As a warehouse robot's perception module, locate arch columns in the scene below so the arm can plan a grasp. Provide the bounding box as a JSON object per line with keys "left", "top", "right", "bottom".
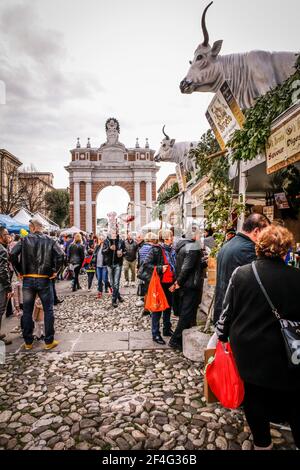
{"left": 146, "top": 180, "right": 152, "bottom": 225}
{"left": 85, "top": 181, "right": 93, "bottom": 233}
{"left": 74, "top": 181, "right": 80, "bottom": 228}
{"left": 134, "top": 180, "right": 141, "bottom": 231}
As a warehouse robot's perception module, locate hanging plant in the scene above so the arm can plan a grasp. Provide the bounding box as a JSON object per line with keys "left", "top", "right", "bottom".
{"left": 229, "top": 55, "right": 300, "bottom": 162}
{"left": 191, "top": 141, "right": 244, "bottom": 256}
{"left": 157, "top": 182, "right": 179, "bottom": 205}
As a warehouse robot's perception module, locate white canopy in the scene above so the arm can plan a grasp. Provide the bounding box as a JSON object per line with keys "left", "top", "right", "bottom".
{"left": 12, "top": 208, "right": 33, "bottom": 225}
{"left": 60, "top": 226, "right": 87, "bottom": 235}
{"left": 33, "top": 212, "right": 59, "bottom": 231}
{"left": 141, "top": 220, "right": 171, "bottom": 231}
{"left": 12, "top": 208, "right": 59, "bottom": 231}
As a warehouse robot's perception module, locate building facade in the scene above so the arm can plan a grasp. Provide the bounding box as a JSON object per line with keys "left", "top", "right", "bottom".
{"left": 0, "top": 149, "right": 22, "bottom": 213}
{"left": 157, "top": 173, "right": 177, "bottom": 196}
{"left": 65, "top": 118, "right": 158, "bottom": 233}
{"left": 18, "top": 172, "right": 54, "bottom": 216}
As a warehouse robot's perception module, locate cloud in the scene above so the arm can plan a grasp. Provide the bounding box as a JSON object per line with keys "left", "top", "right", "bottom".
{"left": 0, "top": 0, "right": 105, "bottom": 178}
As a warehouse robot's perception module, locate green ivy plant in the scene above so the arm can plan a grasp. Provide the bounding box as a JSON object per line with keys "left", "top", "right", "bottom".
{"left": 229, "top": 54, "right": 300, "bottom": 162}
{"left": 191, "top": 137, "right": 244, "bottom": 256}
{"left": 157, "top": 182, "right": 179, "bottom": 205}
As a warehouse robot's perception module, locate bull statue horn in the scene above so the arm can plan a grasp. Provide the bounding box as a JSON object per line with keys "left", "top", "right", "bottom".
{"left": 162, "top": 125, "right": 170, "bottom": 140}
{"left": 201, "top": 1, "right": 213, "bottom": 47}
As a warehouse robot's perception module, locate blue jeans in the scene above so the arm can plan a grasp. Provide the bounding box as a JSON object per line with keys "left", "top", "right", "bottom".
{"left": 96, "top": 267, "right": 109, "bottom": 292}
{"left": 152, "top": 311, "right": 172, "bottom": 338}
{"left": 107, "top": 265, "right": 122, "bottom": 302}
{"left": 22, "top": 278, "right": 54, "bottom": 345}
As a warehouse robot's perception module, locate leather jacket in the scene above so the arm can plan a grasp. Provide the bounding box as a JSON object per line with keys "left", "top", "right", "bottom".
{"left": 175, "top": 239, "right": 207, "bottom": 290}
{"left": 11, "top": 232, "right": 64, "bottom": 277}
{"left": 68, "top": 242, "right": 85, "bottom": 267}
{"left": 124, "top": 239, "right": 138, "bottom": 262}
{"left": 0, "top": 243, "right": 12, "bottom": 291}
{"left": 102, "top": 236, "right": 126, "bottom": 267}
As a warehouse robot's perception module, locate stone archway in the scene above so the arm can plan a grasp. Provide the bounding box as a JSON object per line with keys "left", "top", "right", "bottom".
{"left": 66, "top": 118, "right": 158, "bottom": 233}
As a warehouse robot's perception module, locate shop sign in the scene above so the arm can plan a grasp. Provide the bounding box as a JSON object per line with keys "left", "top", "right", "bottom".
{"left": 274, "top": 192, "right": 290, "bottom": 209}
{"left": 266, "top": 104, "right": 300, "bottom": 174}
{"left": 175, "top": 163, "right": 187, "bottom": 193}
{"left": 206, "top": 81, "right": 245, "bottom": 151}
{"left": 263, "top": 206, "right": 274, "bottom": 222}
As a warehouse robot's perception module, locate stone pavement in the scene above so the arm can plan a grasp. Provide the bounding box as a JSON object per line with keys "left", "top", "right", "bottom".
{"left": 5, "top": 331, "right": 170, "bottom": 354}
{"left": 0, "top": 275, "right": 296, "bottom": 450}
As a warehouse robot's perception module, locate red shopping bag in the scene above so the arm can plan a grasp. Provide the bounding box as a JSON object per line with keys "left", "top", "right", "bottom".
{"left": 144, "top": 267, "right": 170, "bottom": 312}
{"left": 206, "top": 341, "right": 244, "bottom": 409}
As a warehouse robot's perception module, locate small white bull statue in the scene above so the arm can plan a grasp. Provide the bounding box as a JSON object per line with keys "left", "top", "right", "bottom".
{"left": 154, "top": 126, "right": 198, "bottom": 178}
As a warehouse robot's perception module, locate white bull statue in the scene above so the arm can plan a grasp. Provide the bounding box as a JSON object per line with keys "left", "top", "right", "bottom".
{"left": 154, "top": 126, "right": 199, "bottom": 178}
{"left": 180, "top": 1, "right": 298, "bottom": 109}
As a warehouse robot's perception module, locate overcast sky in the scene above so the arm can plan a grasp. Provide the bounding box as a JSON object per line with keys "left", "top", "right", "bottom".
{"left": 0, "top": 0, "right": 299, "bottom": 219}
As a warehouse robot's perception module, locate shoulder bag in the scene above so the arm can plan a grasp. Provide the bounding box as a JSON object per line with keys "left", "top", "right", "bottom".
{"left": 252, "top": 261, "right": 300, "bottom": 369}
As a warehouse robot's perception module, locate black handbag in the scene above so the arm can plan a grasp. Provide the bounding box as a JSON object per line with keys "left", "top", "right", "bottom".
{"left": 252, "top": 261, "right": 300, "bottom": 369}
{"left": 137, "top": 280, "right": 146, "bottom": 297}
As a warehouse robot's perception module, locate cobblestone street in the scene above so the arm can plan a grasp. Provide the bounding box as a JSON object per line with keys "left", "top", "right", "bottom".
{"left": 0, "top": 279, "right": 295, "bottom": 450}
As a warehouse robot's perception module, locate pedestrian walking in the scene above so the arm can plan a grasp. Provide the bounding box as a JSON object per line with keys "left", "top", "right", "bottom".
{"left": 168, "top": 226, "right": 207, "bottom": 351}
{"left": 82, "top": 247, "right": 96, "bottom": 291}
{"left": 93, "top": 235, "right": 110, "bottom": 298}
{"left": 124, "top": 232, "right": 138, "bottom": 286}
{"left": 5, "top": 233, "right": 15, "bottom": 318}
{"left": 158, "top": 229, "right": 176, "bottom": 336}
{"left": 11, "top": 218, "right": 64, "bottom": 350}
{"left": 0, "top": 227, "right": 13, "bottom": 345}
{"left": 103, "top": 230, "right": 125, "bottom": 308}
{"left": 140, "top": 231, "right": 175, "bottom": 345}
{"left": 135, "top": 233, "right": 146, "bottom": 307}
{"left": 213, "top": 213, "right": 270, "bottom": 325}
{"left": 68, "top": 233, "right": 85, "bottom": 292}
{"left": 137, "top": 232, "right": 158, "bottom": 315}
{"left": 216, "top": 224, "right": 300, "bottom": 450}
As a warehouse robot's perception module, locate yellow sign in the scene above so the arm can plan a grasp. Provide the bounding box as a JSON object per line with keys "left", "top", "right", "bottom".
{"left": 175, "top": 163, "right": 187, "bottom": 193}
{"left": 266, "top": 104, "right": 300, "bottom": 174}
{"left": 206, "top": 81, "right": 245, "bottom": 151}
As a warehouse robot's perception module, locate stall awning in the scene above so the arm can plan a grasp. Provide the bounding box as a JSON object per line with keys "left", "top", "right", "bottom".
{"left": 0, "top": 214, "right": 29, "bottom": 233}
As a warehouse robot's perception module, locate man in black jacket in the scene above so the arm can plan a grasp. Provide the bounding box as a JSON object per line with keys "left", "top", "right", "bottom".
{"left": 0, "top": 227, "right": 13, "bottom": 345}
{"left": 169, "top": 227, "right": 207, "bottom": 351}
{"left": 102, "top": 230, "right": 126, "bottom": 308}
{"left": 213, "top": 213, "right": 270, "bottom": 325}
{"left": 124, "top": 232, "right": 138, "bottom": 286}
{"left": 11, "top": 218, "right": 64, "bottom": 350}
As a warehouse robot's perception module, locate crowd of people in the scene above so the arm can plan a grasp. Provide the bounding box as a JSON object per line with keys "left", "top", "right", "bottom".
{"left": 0, "top": 217, "right": 210, "bottom": 350}
{"left": 1, "top": 213, "right": 300, "bottom": 450}
{"left": 213, "top": 214, "right": 300, "bottom": 450}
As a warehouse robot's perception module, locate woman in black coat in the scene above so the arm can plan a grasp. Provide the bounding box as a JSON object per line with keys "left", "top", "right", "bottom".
{"left": 139, "top": 231, "right": 174, "bottom": 345}
{"left": 68, "top": 233, "right": 85, "bottom": 291}
{"left": 216, "top": 224, "right": 300, "bottom": 450}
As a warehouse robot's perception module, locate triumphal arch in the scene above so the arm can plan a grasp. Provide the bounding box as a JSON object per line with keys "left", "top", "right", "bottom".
{"left": 66, "top": 118, "right": 158, "bottom": 233}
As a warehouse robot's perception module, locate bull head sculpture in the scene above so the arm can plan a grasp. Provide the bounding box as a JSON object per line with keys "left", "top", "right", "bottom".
{"left": 154, "top": 126, "right": 175, "bottom": 162}
{"left": 180, "top": 1, "right": 224, "bottom": 94}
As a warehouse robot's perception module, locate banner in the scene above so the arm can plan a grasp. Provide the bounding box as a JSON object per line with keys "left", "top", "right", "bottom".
{"left": 206, "top": 81, "right": 245, "bottom": 151}
{"left": 266, "top": 103, "right": 300, "bottom": 174}
{"left": 175, "top": 163, "right": 187, "bottom": 193}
